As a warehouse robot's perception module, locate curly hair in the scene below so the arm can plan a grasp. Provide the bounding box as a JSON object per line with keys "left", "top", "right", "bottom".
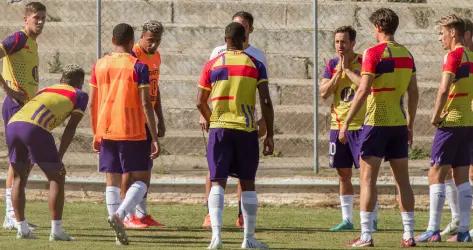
{"left": 142, "top": 20, "right": 164, "bottom": 36}
{"left": 61, "top": 64, "right": 84, "bottom": 84}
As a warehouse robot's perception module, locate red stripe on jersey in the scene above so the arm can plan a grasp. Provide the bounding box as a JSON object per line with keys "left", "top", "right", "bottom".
{"left": 393, "top": 57, "right": 414, "bottom": 69}
{"left": 38, "top": 88, "right": 77, "bottom": 105}
{"left": 225, "top": 65, "right": 259, "bottom": 78}
{"left": 210, "top": 96, "right": 235, "bottom": 101}
{"left": 448, "top": 93, "right": 468, "bottom": 99}
{"left": 371, "top": 87, "right": 396, "bottom": 93}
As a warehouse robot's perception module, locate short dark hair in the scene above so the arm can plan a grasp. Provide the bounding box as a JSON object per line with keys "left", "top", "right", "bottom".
{"left": 232, "top": 11, "right": 254, "bottom": 27}
{"left": 142, "top": 20, "right": 164, "bottom": 37}
{"left": 25, "top": 2, "right": 46, "bottom": 16}
{"left": 60, "top": 64, "right": 85, "bottom": 86}
{"left": 334, "top": 26, "right": 356, "bottom": 41}
{"left": 225, "top": 22, "right": 246, "bottom": 46}
{"left": 113, "top": 23, "right": 134, "bottom": 46}
{"left": 438, "top": 14, "right": 465, "bottom": 37}
{"left": 369, "top": 8, "right": 399, "bottom": 35}
{"left": 465, "top": 18, "right": 473, "bottom": 34}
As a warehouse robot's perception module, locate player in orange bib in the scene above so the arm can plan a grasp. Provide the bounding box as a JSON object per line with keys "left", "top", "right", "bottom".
{"left": 6, "top": 64, "right": 88, "bottom": 240}
{"left": 0, "top": 2, "right": 46, "bottom": 231}
{"left": 122, "top": 20, "right": 165, "bottom": 229}
{"left": 89, "top": 23, "right": 160, "bottom": 245}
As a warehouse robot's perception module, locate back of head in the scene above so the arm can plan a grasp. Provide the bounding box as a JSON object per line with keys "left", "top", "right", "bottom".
{"left": 232, "top": 11, "right": 254, "bottom": 27}
{"left": 25, "top": 1, "right": 46, "bottom": 16}
{"left": 464, "top": 18, "right": 473, "bottom": 34}
{"left": 369, "top": 8, "right": 399, "bottom": 35}
{"left": 61, "top": 64, "right": 85, "bottom": 88}
{"left": 225, "top": 22, "right": 246, "bottom": 49}
{"left": 113, "top": 23, "right": 134, "bottom": 46}
{"left": 438, "top": 14, "right": 465, "bottom": 37}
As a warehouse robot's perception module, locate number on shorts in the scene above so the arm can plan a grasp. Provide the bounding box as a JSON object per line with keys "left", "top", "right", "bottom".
{"left": 329, "top": 142, "right": 336, "bottom": 156}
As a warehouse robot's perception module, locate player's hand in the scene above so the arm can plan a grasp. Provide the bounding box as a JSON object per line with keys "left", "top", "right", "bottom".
{"left": 8, "top": 88, "right": 26, "bottom": 104}
{"left": 431, "top": 115, "right": 443, "bottom": 127}
{"left": 338, "top": 123, "right": 348, "bottom": 144}
{"left": 150, "top": 141, "right": 160, "bottom": 159}
{"left": 199, "top": 115, "right": 209, "bottom": 132}
{"left": 407, "top": 127, "right": 413, "bottom": 147}
{"left": 92, "top": 137, "right": 101, "bottom": 153}
{"left": 341, "top": 54, "right": 350, "bottom": 71}
{"left": 157, "top": 122, "right": 166, "bottom": 137}
{"left": 263, "top": 136, "right": 274, "bottom": 156}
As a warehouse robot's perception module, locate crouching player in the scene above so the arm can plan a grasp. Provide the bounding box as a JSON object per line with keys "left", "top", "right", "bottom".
{"left": 6, "top": 64, "right": 88, "bottom": 240}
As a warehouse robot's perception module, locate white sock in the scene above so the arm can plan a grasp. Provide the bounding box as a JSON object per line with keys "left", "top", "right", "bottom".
{"left": 401, "top": 212, "right": 415, "bottom": 240}
{"left": 457, "top": 182, "right": 472, "bottom": 232}
{"left": 5, "top": 188, "right": 14, "bottom": 219}
{"left": 116, "top": 181, "right": 147, "bottom": 220}
{"left": 16, "top": 220, "right": 29, "bottom": 234}
{"left": 135, "top": 199, "right": 148, "bottom": 219}
{"left": 208, "top": 185, "right": 224, "bottom": 239}
{"left": 242, "top": 191, "right": 258, "bottom": 239}
{"left": 51, "top": 220, "right": 64, "bottom": 235}
{"left": 340, "top": 195, "right": 353, "bottom": 223}
{"left": 105, "top": 186, "right": 121, "bottom": 216}
{"left": 360, "top": 211, "right": 373, "bottom": 241}
{"left": 427, "top": 184, "right": 445, "bottom": 231}
{"left": 445, "top": 179, "right": 460, "bottom": 222}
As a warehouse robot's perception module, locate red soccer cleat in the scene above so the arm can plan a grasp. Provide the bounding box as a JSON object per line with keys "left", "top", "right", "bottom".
{"left": 124, "top": 215, "right": 148, "bottom": 229}
{"left": 140, "top": 215, "right": 165, "bottom": 227}
{"left": 400, "top": 238, "right": 416, "bottom": 248}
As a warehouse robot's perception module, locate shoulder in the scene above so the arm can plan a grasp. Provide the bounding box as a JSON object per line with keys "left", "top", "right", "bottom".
{"left": 363, "top": 43, "right": 387, "bottom": 57}
{"left": 210, "top": 45, "right": 226, "bottom": 59}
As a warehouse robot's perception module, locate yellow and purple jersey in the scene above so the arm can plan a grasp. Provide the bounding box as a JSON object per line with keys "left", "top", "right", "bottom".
{"left": 323, "top": 54, "right": 365, "bottom": 130}
{"left": 0, "top": 30, "right": 39, "bottom": 100}
{"left": 441, "top": 46, "right": 473, "bottom": 127}
{"left": 9, "top": 84, "right": 88, "bottom": 132}
{"left": 199, "top": 50, "right": 268, "bottom": 132}
{"left": 361, "top": 41, "right": 416, "bottom": 126}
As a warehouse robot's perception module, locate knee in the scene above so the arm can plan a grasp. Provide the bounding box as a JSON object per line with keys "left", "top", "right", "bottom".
{"left": 239, "top": 180, "right": 255, "bottom": 191}
{"left": 338, "top": 172, "right": 352, "bottom": 183}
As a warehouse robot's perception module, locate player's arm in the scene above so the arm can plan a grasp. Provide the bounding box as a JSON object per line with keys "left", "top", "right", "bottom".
{"left": 341, "top": 54, "right": 361, "bottom": 86}
{"left": 0, "top": 32, "right": 28, "bottom": 103}
{"left": 140, "top": 86, "right": 160, "bottom": 159}
{"left": 406, "top": 74, "right": 419, "bottom": 145}
{"left": 431, "top": 72, "right": 454, "bottom": 126}
{"left": 58, "top": 112, "right": 84, "bottom": 161}
{"left": 153, "top": 89, "right": 166, "bottom": 137}
{"left": 319, "top": 62, "right": 341, "bottom": 99}
{"left": 196, "top": 88, "right": 211, "bottom": 130}
{"left": 0, "top": 73, "right": 26, "bottom": 103}
{"left": 258, "top": 81, "right": 274, "bottom": 155}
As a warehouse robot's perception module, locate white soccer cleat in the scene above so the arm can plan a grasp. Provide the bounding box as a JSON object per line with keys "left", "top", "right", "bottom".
{"left": 207, "top": 236, "right": 223, "bottom": 249}
{"left": 440, "top": 219, "right": 459, "bottom": 236}
{"left": 16, "top": 230, "right": 36, "bottom": 239}
{"left": 107, "top": 214, "right": 128, "bottom": 245}
{"left": 3, "top": 215, "right": 15, "bottom": 230}
{"left": 241, "top": 237, "right": 269, "bottom": 249}
{"left": 49, "top": 231, "right": 75, "bottom": 241}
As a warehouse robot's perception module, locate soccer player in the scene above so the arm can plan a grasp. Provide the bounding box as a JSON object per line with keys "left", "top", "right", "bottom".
{"left": 0, "top": 1, "right": 46, "bottom": 230}
{"left": 89, "top": 23, "right": 160, "bottom": 245}
{"left": 201, "top": 11, "right": 267, "bottom": 229}
{"left": 121, "top": 20, "right": 165, "bottom": 229}
{"left": 416, "top": 14, "right": 473, "bottom": 243}
{"left": 197, "top": 22, "right": 274, "bottom": 249}
{"left": 6, "top": 64, "right": 88, "bottom": 240}
{"left": 339, "top": 8, "right": 418, "bottom": 247}
{"left": 320, "top": 26, "right": 365, "bottom": 231}
{"left": 440, "top": 17, "right": 473, "bottom": 239}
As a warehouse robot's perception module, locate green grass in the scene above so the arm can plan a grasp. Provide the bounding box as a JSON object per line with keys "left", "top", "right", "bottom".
{"left": 1, "top": 201, "right": 472, "bottom": 249}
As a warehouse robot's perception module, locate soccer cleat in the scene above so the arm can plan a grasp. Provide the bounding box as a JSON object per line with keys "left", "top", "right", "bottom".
{"left": 329, "top": 220, "right": 354, "bottom": 232}
{"left": 415, "top": 230, "right": 441, "bottom": 242}
{"left": 241, "top": 237, "right": 269, "bottom": 249}
{"left": 202, "top": 214, "right": 211, "bottom": 229}
{"left": 49, "top": 231, "right": 75, "bottom": 241}
{"left": 349, "top": 237, "right": 374, "bottom": 247}
{"left": 235, "top": 214, "right": 244, "bottom": 228}
{"left": 16, "top": 230, "right": 36, "bottom": 239}
{"left": 140, "top": 215, "right": 164, "bottom": 227}
{"left": 107, "top": 214, "right": 129, "bottom": 245}
{"left": 440, "top": 219, "right": 459, "bottom": 236}
{"left": 124, "top": 215, "right": 148, "bottom": 229}
{"left": 470, "top": 229, "right": 473, "bottom": 238}
{"left": 400, "top": 238, "right": 416, "bottom": 248}
{"left": 208, "top": 236, "right": 223, "bottom": 249}
{"left": 451, "top": 231, "right": 472, "bottom": 242}
{"left": 3, "top": 215, "right": 37, "bottom": 231}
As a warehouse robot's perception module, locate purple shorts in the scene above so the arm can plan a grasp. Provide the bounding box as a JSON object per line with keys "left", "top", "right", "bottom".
{"left": 98, "top": 136, "right": 152, "bottom": 173}
{"left": 6, "top": 121, "right": 60, "bottom": 170}
{"left": 207, "top": 128, "right": 259, "bottom": 181}
{"left": 2, "top": 96, "right": 22, "bottom": 131}
{"left": 329, "top": 129, "right": 361, "bottom": 168}
{"left": 431, "top": 127, "right": 472, "bottom": 168}
{"left": 359, "top": 125, "right": 408, "bottom": 160}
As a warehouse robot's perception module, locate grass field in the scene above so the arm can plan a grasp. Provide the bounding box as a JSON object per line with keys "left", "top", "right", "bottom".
{"left": 1, "top": 201, "right": 472, "bottom": 249}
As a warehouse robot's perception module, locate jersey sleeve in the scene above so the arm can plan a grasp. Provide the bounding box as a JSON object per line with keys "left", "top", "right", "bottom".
{"left": 89, "top": 64, "right": 97, "bottom": 88}
{"left": 0, "top": 31, "right": 28, "bottom": 56}
{"left": 198, "top": 61, "right": 212, "bottom": 91}
{"left": 209, "top": 45, "right": 225, "bottom": 60}
{"left": 134, "top": 61, "right": 150, "bottom": 88}
{"left": 361, "top": 47, "right": 382, "bottom": 75}
{"left": 442, "top": 50, "right": 462, "bottom": 75}
{"left": 72, "top": 91, "right": 89, "bottom": 114}
{"left": 254, "top": 59, "right": 268, "bottom": 85}
{"left": 322, "top": 58, "right": 337, "bottom": 79}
